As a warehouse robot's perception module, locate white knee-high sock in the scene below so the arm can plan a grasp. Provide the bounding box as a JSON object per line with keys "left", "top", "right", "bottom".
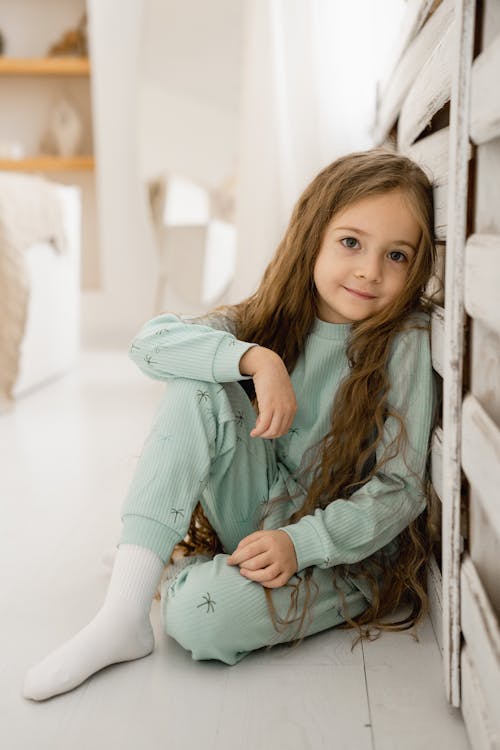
{"left": 22, "top": 544, "right": 165, "bottom": 701}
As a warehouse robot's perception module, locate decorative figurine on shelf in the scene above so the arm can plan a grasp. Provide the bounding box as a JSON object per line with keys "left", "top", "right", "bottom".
{"left": 47, "top": 13, "right": 88, "bottom": 57}
{"left": 39, "top": 98, "right": 83, "bottom": 157}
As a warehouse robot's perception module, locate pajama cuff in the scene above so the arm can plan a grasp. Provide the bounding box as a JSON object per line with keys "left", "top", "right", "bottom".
{"left": 213, "top": 339, "right": 259, "bottom": 382}
{"left": 118, "top": 514, "right": 183, "bottom": 565}
{"left": 278, "top": 520, "right": 330, "bottom": 571}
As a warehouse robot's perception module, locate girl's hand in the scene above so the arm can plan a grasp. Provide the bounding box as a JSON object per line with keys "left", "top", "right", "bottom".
{"left": 226, "top": 530, "right": 298, "bottom": 588}
{"left": 239, "top": 346, "right": 298, "bottom": 439}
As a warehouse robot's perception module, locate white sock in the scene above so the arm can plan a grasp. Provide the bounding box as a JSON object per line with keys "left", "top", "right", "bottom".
{"left": 22, "top": 544, "right": 165, "bottom": 701}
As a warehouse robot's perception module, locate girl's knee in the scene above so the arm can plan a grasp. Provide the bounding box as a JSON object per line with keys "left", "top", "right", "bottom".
{"left": 161, "top": 555, "right": 268, "bottom": 663}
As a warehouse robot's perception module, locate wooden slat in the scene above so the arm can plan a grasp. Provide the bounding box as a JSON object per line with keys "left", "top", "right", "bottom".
{"left": 441, "top": 0, "right": 476, "bottom": 708}
{"left": 434, "top": 183, "right": 448, "bottom": 241}
{"left": 431, "top": 304, "right": 445, "bottom": 376}
{"left": 461, "top": 393, "right": 500, "bottom": 543}
{"left": 404, "top": 127, "right": 450, "bottom": 186}
{"left": 377, "top": 0, "right": 442, "bottom": 103}
{"left": 427, "top": 240, "right": 446, "bottom": 305}
{"left": 404, "top": 129, "right": 473, "bottom": 247}
{"left": 464, "top": 233, "right": 500, "bottom": 333}
{"left": 461, "top": 644, "right": 500, "bottom": 750}
{"left": 398, "top": 20, "right": 455, "bottom": 150}
{"left": 460, "top": 555, "right": 500, "bottom": 742}
{"left": 431, "top": 426, "right": 444, "bottom": 500}
{"left": 427, "top": 550, "right": 444, "bottom": 655}
{"left": 470, "top": 32, "right": 500, "bottom": 144}
{"left": 373, "top": 0, "right": 454, "bottom": 143}
{"left": 405, "top": 126, "right": 473, "bottom": 184}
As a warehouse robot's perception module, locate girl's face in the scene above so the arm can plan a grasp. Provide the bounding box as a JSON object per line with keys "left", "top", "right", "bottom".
{"left": 313, "top": 190, "right": 422, "bottom": 324}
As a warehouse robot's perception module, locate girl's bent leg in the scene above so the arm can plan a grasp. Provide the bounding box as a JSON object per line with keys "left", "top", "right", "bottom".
{"left": 118, "top": 378, "right": 280, "bottom": 562}
{"left": 23, "top": 378, "right": 281, "bottom": 701}
{"left": 162, "top": 555, "right": 371, "bottom": 665}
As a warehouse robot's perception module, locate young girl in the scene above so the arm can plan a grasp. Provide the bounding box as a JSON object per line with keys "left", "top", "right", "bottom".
{"left": 23, "top": 147, "right": 438, "bottom": 701}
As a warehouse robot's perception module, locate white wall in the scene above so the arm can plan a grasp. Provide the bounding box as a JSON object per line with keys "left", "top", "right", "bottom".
{"left": 138, "top": 0, "right": 244, "bottom": 188}
{"left": 84, "top": 0, "right": 157, "bottom": 348}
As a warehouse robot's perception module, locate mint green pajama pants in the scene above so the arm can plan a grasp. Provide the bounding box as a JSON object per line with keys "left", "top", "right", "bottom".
{"left": 118, "top": 377, "right": 370, "bottom": 665}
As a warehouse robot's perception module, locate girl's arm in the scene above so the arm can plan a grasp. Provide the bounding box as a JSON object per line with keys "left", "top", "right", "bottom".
{"left": 128, "top": 311, "right": 258, "bottom": 383}
{"left": 278, "top": 324, "right": 437, "bottom": 571}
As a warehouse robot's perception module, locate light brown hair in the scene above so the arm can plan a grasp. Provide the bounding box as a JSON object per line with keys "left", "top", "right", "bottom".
{"left": 171, "top": 147, "right": 440, "bottom": 650}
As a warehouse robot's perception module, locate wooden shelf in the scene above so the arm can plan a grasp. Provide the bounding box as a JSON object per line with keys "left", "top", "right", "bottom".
{"left": 0, "top": 155, "right": 95, "bottom": 172}
{"left": 0, "top": 56, "right": 90, "bottom": 76}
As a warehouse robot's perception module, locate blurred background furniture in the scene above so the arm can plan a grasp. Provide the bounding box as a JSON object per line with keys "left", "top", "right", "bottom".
{"left": 0, "top": 173, "right": 81, "bottom": 412}
{"left": 13, "top": 182, "right": 81, "bottom": 400}
{"left": 147, "top": 173, "right": 236, "bottom": 314}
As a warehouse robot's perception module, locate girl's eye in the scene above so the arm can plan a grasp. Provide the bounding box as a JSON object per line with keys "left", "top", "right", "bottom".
{"left": 388, "top": 250, "right": 407, "bottom": 263}
{"left": 341, "top": 237, "right": 359, "bottom": 249}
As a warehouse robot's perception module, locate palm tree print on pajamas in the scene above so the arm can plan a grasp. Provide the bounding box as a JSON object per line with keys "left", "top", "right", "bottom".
{"left": 170, "top": 508, "right": 185, "bottom": 522}
{"left": 196, "top": 389, "right": 210, "bottom": 403}
{"left": 233, "top": 410, "right": 245, "bottom": 429}
{"left": 197, "top": 592, "right": 216, "bottom": 613}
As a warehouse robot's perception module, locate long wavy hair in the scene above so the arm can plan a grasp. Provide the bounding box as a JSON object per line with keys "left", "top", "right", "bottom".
{"left": 163, "top": 147, "right": 441, "bottom": 651}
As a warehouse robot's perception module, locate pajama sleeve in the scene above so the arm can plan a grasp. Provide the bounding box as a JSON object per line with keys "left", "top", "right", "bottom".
{"left": 278, "top": 324, "right": 437, "bottom": 571}
{"left": 128, "top": 311, "right": 258, "bottom": 383}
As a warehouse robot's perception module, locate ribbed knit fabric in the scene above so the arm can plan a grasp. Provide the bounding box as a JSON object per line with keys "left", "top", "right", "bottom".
{"left": 128, "top": 310, "right": 436, "bottom": 603}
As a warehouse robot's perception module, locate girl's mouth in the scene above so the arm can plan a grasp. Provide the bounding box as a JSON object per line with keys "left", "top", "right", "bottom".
{"left": 342, "top": 286, "right": 377, "bottom": 300}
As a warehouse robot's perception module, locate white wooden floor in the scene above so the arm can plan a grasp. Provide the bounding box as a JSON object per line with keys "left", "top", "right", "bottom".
{"left": 0, "top": 352, "right": 471, "bottom": 750}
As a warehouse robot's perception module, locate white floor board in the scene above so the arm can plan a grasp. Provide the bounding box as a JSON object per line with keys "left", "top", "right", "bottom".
{"left": 0, "top": 352, "right": 471, "bottom": 750}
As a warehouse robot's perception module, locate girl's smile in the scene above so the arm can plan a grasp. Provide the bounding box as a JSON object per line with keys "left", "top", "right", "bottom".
{"left": 342, "top": 285, "right": 377, "bottom": 300}
{"left": 313, "top": 190, "right": 422, "bottom": 324}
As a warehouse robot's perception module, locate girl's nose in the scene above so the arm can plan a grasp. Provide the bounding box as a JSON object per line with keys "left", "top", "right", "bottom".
{"left": 355, "top": 254, "right": 382, "bottom": 282}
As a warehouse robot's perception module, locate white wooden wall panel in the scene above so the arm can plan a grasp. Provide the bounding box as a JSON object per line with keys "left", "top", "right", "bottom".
{"left": 427, "top": 551, "right": 444, "bottom": 654}
{"left": 404, "top": 126, "right": 450, "bottom": 184}
{"left": 377, "top": 0, "right": 445, "bottom": 109}
{"left": 460, "top": 2, "right": 500, "bottom": 746}
{"left": 470, "top": 32, "right": 500, "bottom": 144}
{"left": 431, "top": 426, "right": 444, "bottom": 500}
{"left": 461, "top": 644, "right": 500, "bottom": 750}
{"left": 464, "top": 234, "right": 500, "bottom": 332}
{"left": 461, "top": 395, "right": 500, "bottom": 564}
{"left": 460, "top": 555, "right": 500, "bottom": 744}
{"left": 374, "top": 0, "right": 455, "bottom": 143}
{"left": 433, "top": 182, "right": 448, "bottom": 241}
{"left": 431, "top": 304, "right": 445, "bottom": 376}
{"left": 440, "top": 0, "right": 476, "bottom": 708}
{"left": 398, "top": 20, "right": 455, "bottom": 150}
{"left": 469, "top": 486, "right": 500, "bottom": 623}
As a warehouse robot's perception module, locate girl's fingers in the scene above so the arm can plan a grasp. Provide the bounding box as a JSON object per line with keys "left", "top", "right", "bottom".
{"left": 250, "top": 412, "right": 272, "bottom": 436}
{"left": 227, "top": 538, "right": 265, "bottom": 565}
{"left": 240, "top": 564, "right": 280, "bottom": 583}
{"left": 257, "top": 411, "right": 282, "bottom": 437}
{"left": 261, "top": 573, "right": 289, "bottom": 589}
{"left": 252, "top": 409, "right": 293, "bottom": 438}
{"left": 237, "top": 551, "right": 271, "bottom": 571}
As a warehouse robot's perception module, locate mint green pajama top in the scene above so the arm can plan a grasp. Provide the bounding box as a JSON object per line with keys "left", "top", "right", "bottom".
{"left": 128, "top": 310, "right": 436, "bottom": 578}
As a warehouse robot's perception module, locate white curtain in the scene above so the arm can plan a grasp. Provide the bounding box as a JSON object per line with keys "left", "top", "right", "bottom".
{"left": 227, "top": 0, "right": 406, "bottom": 304}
